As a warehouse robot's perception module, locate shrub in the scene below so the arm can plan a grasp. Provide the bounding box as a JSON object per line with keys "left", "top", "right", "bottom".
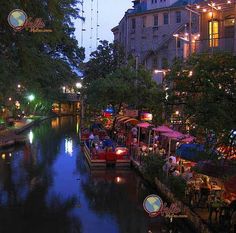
{"left": 142, "top": 154, "right": 186, "bottom": 200}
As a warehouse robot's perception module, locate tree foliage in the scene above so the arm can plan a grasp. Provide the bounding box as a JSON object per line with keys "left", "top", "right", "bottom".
{"left": 83, "top": 41, "right": 165, "bottom": 123}
{"left": 165, "top": 53, "right": 236, "bottom": 147}
{"left": 0, "top": 0, "right": 85, "bottom": 105}
{"left": 82, "top": 40, "right": 125, "bottom": 86}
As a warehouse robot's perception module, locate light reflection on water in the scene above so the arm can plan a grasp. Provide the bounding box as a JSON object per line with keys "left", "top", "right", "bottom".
{"left": 0, "top": 117, "right": 193, "bottom": 233}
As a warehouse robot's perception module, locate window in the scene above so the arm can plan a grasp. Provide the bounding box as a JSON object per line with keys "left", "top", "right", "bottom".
{"left": 224, "top": 17, "right": 235, "bottom": 27}
{"left": 131, "top": 18, "right": 136, "bottom": 29}
{"left": 208, "top": 20, "right": 219, "bottom": 47}
{"left": 163, "top": 13, "right": 169, "bottom": 25}
{"left": 142, "top": 16, "right": 147, "bottom": 28}
{"left": 176, "top": 11, "right": 181, "bottom": 23}
{"left": 153, "top": 15, "right": 158, "bottom": 26}
{"left": 224, "top": 16, "right": 235, "bottom": 38}
{"left": 152, "top": 0, "right": 157, "bottom": 3}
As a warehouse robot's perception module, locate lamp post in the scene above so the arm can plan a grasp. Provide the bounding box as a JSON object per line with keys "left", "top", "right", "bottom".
{"left": 27, "top": 94, "right": 35, "bottom": 116}
{"left": 75, "top": 82, "right": 84, "bottom": 118}
{"left": 173, "top": 34, "right": 179, "bottom": 57}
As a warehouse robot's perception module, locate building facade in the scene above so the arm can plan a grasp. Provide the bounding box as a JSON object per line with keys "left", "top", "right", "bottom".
{"left": 112, "top": 0, "right": 200, "bottom": 83}
{"left": 191, "top": 0, "right": 236, "bottom": 54}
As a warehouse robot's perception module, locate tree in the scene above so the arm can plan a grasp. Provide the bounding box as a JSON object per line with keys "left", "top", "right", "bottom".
{"left": 85, "top": 63, "right": 164, "bottom": 124}
{"left": 165, "top": 53, "right": 236, "bottom": 154}
{"left": 82, "top": 40, "right": 125, "bottom": 86}
{"left": 0, "top": 0, "right": 85, "bottom": 106}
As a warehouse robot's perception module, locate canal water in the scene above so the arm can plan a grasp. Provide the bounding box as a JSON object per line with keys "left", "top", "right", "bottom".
{"left": 0, "top": 117, "right": 193, "bottom": 233}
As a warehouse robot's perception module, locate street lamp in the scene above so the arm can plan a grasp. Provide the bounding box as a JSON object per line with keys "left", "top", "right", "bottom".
{"left": 76, "top": 82, "right": 82, "bottom": 89}
{"left": 28, "top": 94, "right": 35, "bottom": 102}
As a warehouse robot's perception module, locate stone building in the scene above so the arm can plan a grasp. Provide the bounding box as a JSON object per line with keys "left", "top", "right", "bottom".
{"left": 112, "top": 0, "right": 200, "bottom": 83}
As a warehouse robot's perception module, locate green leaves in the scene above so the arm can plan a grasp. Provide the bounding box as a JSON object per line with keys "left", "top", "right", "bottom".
{"left": 166, "top": 53, "right": 236, "bottom": 149}
{"left": 0, "top": 0, "right": 84, "bottom": 105}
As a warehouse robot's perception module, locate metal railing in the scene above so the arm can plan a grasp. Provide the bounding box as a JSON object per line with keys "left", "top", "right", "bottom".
{"left": 62, "top": 93, "right": 80, "bottom": 102}
{"left": 193, "top": 37, "right": 235, "bottom": 54}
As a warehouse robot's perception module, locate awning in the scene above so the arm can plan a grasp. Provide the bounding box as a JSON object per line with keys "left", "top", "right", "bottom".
{"left": 117, "top": 116, "right": 130, "bottom": 122}
{"left": 123, "top": 118, "right": 139, "bottom": 125}
{"left": 116, "top": 115, "right": 125, "bottom": 120}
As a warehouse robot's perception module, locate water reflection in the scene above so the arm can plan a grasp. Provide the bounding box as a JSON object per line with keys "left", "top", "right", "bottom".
{"left": 28, "top": 130, "right": 34, "bottom": 144}
{"left": 65, "top": 138, "right": 73, "bottom": 156}
{"left": 0, "top": 117, "right": 193, "bottom": 233}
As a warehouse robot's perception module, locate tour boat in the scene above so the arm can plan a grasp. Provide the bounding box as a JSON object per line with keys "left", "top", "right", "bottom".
{"left": 82, "top": 142, "right": 131, "bottom": 169}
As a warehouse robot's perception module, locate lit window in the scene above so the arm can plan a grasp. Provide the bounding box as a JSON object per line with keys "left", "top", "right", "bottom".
{"left": 208, "top": 20, "right": 219, "bottom": 47}
{"left": 224, "top": 17, "right": 235, "bottom": 27}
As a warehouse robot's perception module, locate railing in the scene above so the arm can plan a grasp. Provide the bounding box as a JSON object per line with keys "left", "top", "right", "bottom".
{"left": 193, "top": 37, "right": 235, "bottom": 54}
{"left": 62, "top": 93, "right": 80, "bottom": 102}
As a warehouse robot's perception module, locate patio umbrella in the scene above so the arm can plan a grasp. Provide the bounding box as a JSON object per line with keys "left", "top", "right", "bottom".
{"left": 137, "top": 122, "right": 152, "bottom": 128}
{"left": 181, "top": 135, "right": 195, "bottom": 143}
{"left": 176, "top": 143, "right": 204, "bottom": 161}
{"left": 162, "top": 131, "right": 185, "bottom": 139}
{"left": 161, "top": 131, "right": 185, "bottom": 156}
{"left": 153, "top": 125, "right": 173, "bottom": 133}
{"left": 137, "top": 122, "right": 153, "bottom": 146}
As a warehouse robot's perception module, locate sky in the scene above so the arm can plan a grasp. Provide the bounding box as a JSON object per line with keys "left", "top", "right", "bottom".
{"left": 74, "top": 0, "right": 133, "bottom": 60}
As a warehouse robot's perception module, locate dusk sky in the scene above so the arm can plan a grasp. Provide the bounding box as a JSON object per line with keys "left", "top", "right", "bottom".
{"left": 74, "top": 0, "right": 133, "bottom": 60}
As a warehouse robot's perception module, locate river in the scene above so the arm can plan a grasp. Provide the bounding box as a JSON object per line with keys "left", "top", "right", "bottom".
{"left": 0, "top": 117, "right": 194, "bottom": 233}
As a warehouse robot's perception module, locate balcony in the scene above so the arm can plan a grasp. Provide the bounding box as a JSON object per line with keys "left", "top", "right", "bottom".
{"left": 193, "top": 37, "right": 235, "bottom": 54}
